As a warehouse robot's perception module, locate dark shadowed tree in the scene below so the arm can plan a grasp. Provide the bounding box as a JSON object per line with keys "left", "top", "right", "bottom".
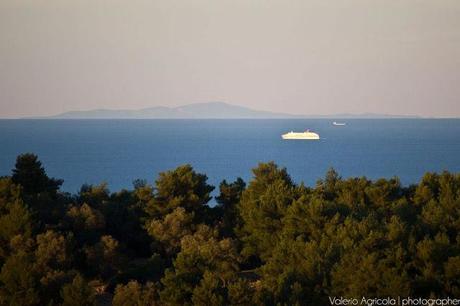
{"left": 11, "top": 153, "right": 64, "bottom": 225}
{"left": 60, "top": 274, "right": 95, "bottom": 306}
{"left": 215, "top": 178, "right": 246, "bottom": 237}
{"left": 1, "top": 153, "right": 460, "bottom": 305}
{"left": 12, "top": 153, "right": 62, "bottom": 195}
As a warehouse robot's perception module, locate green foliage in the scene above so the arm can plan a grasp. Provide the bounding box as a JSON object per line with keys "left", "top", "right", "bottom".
{"left": 0, "top": 201, "right": 33, "bottom": 242}
{"left": 331, "top": 249, "right": 411, "bottom": 297}
{"left": 35, "top": 230, "right": 73, "bottom": 270}
{"left": 216, "top": 178, "right": 246, "bottom": 237}
{"left": 34, "top": 230, "right": 76, "bottom": 303}
{"left": 112, "top": 280, "right": 159, "bottom": 306}
{"left": 237, "top": 162, "right": 297, "bottom": 261}
{"left": 145, "top": 164, "right": 215, "bottom": 219}
{"left": 191, "top": 273, "right": 255, "bottom": 306}
{"left": 104, "top": 189, "right": 152, "bottom": 257}
{"left": 11, "top": 153, "right": 62, "bottom": 195}
{"left": 0, "top": 250, "right": 40, "bottom": 306}
{"left": 0, "top": 178, "right": 34, "bottom": 261}
{"left": 60, "top": 274, "right": 95, "bottom": 306}
{"left": 160, "top": 225, "right": 240, "bottom": 305}
{"left": 115, "top": 254, "right": 165, "bottom": 284}
{"left": 146, "top": 207, "right": 195, "bottom": 255}
{"left": 444, "top": 256, "right": 460, "bottom": 296}
{"left": 227, "top": 277, "right": 255, "bottom": 305}
{"left": 65, "top": 203, "right": 106, "bottom": 244}
{"left": 78, "top": 183, "right": 110, "bottom": 208}
{"left": 191, "top": 271, "right": 227, "bottom": 306}
{"left": 0, "top": 177, "right": 24, "bottom": 213}
{"left": 11, "top": 153, "right": 65, "bottom": 225}
{"left": 1, "top": 155, "right": 460, "bottom": 306}
{"left": 84, "top": 235, "right": 125, "bottom": 280}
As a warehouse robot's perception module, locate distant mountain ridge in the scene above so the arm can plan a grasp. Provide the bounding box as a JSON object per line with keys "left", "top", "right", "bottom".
{"left": 305, "top": 112, "right": 421, "bottom": 119}
{"left": 34, "top": 102, "right": 420, "bottom": 119}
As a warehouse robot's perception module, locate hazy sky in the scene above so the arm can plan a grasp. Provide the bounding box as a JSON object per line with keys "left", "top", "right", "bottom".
{"left": 1, "top": 0, "right": 459, "bottom": 118}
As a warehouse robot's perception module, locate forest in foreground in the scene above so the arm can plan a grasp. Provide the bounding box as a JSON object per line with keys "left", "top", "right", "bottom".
{"left": 0, "top": 154, "right": 459, "bottom": 306}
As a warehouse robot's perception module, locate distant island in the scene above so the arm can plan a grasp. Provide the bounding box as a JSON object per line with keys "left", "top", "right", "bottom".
{"left": 30, "top": 102, "right": 420, "bottom": 119}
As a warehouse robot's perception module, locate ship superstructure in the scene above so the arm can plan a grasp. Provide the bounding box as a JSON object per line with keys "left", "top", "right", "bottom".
{"left": 282, "top": 130, "right": 320, "bottom": 140}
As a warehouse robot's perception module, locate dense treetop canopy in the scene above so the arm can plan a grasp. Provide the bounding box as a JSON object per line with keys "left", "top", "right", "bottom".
{"left": 0, "top": 154, "right": 459, "bottom": 305}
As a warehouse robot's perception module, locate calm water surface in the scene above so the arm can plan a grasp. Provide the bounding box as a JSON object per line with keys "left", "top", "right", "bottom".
{"left": 1, "top": 119, "right": 459, "bottom": 193}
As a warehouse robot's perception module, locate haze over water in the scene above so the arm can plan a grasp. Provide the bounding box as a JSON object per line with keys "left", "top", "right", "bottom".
{"left": 1, "top": 119, "right": 459, "bottom": 194}
{"left": 2, "top": 1, "right": 460, "bottom": 119}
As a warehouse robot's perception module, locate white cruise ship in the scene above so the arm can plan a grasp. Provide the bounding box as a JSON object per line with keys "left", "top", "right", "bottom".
{"left": 282, "top": 130, "right": 320, "bottom": 140}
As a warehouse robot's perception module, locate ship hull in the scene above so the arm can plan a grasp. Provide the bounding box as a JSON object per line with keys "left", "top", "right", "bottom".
{"left": 282, "top": 133, "right": 320, "bottom": 140}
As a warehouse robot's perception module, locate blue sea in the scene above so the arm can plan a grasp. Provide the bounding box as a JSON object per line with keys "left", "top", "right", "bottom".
{"left": 1, "top": 119, "right": 459, "bottom": 194}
